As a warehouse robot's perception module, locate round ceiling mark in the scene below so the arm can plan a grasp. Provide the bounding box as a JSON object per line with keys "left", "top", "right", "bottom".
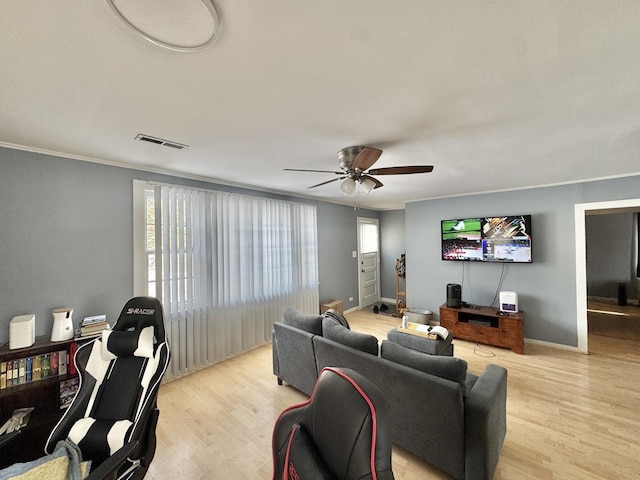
{"left": 107, "top": 0, "right": 220, "bottom": 52}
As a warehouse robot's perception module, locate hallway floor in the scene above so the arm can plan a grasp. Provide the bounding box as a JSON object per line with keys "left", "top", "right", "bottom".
{"left": 587, "top": 298, "right": 640, "bottom": 341}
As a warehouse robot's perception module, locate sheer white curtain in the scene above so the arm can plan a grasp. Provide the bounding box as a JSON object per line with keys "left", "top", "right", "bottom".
{"left": 155, "top": 185, "right": 319, "bottom": 379}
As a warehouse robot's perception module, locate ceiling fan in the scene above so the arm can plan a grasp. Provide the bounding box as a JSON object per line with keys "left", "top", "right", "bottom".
{"left": 284, "top": 146, "right": 433, "bottom": 195}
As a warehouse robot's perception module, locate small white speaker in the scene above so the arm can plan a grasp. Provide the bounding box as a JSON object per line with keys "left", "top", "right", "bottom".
{"left": 499, "top": 291, "right": 518, "bottom": 313}
{"left": 10, "top": 314, "right": 36, "bottom": 350}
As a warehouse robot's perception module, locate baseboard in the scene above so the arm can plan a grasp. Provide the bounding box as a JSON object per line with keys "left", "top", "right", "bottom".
{"left": 346, "top": 297, "right": 396, "bottom": 315}
{"left": 524, "top": 337, "right": 583, "bottom": 353}
{"left": 588, "top": 295, "right": 639, "bottom": 306}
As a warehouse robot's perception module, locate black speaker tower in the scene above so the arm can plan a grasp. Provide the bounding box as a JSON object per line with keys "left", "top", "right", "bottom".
{"left": 446, "top": 283, "right": 462, "bottom": 308}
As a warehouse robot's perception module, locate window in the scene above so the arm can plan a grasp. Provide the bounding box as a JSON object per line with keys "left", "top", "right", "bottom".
{"left": 133, "top": 181, "right": 319, "bottom": 379}
{"left": 360, "top": 222, "right": 379, "bottom": 254}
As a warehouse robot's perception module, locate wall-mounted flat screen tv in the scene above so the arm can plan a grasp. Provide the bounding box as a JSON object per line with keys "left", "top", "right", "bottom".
{"left": 441, "top": 215, "right": 532, "bottom": 263}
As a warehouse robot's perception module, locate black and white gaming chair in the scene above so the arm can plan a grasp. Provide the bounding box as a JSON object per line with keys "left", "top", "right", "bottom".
{"left": 46, "top": 297, "right": 170, "bottom": 480}
{"left": 272, "top": 367, "right": 395, "bottom": 480}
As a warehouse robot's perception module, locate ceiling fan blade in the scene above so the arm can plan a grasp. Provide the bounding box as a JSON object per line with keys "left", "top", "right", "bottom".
{"left": 284, "top": 168, "right": 343, "bottom": 174}
{"left": 308, "top": 177, "right": 345, "bottom": 189}
{"left": 362, "top": 175, "right": 384, "bottom": 189}
{"left": 368, "top": 165, "right": 433, "bottom": 175}
{"left": 352, "top": 147, "right": 383, "bottom": 171}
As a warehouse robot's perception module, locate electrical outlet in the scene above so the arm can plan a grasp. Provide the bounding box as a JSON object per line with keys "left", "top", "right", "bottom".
{"left": 349, "top": 296, "right": 354, "bottom": 301}
{"left": 352, "top": 251, "right": 357, "bottom": 258}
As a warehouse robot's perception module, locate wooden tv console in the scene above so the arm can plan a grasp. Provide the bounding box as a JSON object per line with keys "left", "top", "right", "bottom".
{"left": 439, "top": 303, "right": 524, "bottom": 354}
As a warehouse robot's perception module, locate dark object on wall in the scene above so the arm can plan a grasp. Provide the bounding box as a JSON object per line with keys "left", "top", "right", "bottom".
{"left": 447, "top": 283, "right": 462, "bottom": 308}
{"left": 618, "top": 283, "right": 628, "bottom": 306}
{"left": 395, "top": 253, "right": 406, "bottom": 278}
{"left": 637, "top": 213, "right": 640, "bottom": 277}
{"left": 441, "top": 215, "right": 533, "bottom": 263}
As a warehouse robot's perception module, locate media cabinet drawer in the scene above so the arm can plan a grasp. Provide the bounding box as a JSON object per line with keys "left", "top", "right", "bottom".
{"left": 457, "top": 323, "right": 500, "bottom": 343}
{"left": 440, "top": 310, "right": 458, "bottom": 325}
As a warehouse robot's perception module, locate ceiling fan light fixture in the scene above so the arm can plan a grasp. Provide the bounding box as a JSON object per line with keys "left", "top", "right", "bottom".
{"left": 359, "top": 177, "right": 376, "bottom": 194}
{"left": 107, "top": 0, "right": 221, "bottom": 52}
{"left": 340, "top": 177, "right": 356, "bottom": 195}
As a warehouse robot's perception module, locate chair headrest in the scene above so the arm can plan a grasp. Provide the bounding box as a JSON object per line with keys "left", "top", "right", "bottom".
{"left": 114, "top": 297, "right": 166, "bottom": 342}
{"left": 101, "top": 326, "right": 155, "bottom": 360}
{"left": 286, "top": 367, "right": 392, "bottom": 478}
{"left": 311, "top": 367, "right": 388, "bottom": 421}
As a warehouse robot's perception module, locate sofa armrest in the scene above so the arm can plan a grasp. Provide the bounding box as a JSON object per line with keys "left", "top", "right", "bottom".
{"left": 272, "top": 322, "right": 320, "bottom": 395}
{"left": 464, "top": 364, "right": 507, "bottom": 480}
{"left": 272, "top": 329, "right": 280, "bottom": 380}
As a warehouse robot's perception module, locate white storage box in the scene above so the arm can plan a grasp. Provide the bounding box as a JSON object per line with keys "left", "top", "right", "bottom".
{"left": 405, "top": 308, "right": 433, "bottom": 325}
{"left": 10, "top": 314, "right": 36, "bottom": 349}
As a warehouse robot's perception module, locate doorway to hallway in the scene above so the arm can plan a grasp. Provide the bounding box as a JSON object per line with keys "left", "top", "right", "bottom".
{"left": 575, "top": 198, "right": 640, "bottom": 352}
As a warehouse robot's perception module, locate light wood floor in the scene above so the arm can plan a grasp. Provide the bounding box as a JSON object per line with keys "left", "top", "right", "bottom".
{"left": 147, "top": 310, "right": 640, "bottom": 479}
{"left": 587, "top": 299, "right": 640, "bottom": 341}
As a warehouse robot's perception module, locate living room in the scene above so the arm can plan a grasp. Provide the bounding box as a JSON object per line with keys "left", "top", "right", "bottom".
{"left": 2, "top": 2, "right": 640, "bottom": 479}
{"left": 2, "top": 130, "right": 640, "bottom": 479}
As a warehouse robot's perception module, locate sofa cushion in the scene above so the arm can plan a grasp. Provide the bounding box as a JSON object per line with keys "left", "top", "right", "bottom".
{"left": 380, "top": 340, "right": 469, "bottom": 395}
{"left": 323, "top": 309, "right": 350, "bottom": 329}
{"left": 282, "top": 306, "right": 324, "bottom": 336}
{"left": 465, "top": 371, "right": 479, "bottom": 392}
{"left": 322, "top": 318, "right": 378, "bottom": 356}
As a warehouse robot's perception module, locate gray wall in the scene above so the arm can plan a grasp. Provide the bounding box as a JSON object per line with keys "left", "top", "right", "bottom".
{"left": 1, "top": 150, "right": 135, "bottom": 343}
{"left": 0, "top": 147, "right": 376, "bottom": 344}
{"left": 405, "top": 175, "right": 640, "bottom": 347}
{"left": 379, "top": 209, "right": 405, "bottom": 300}
{"left": 5, "top": 145, "right": 640, "bottom": 349}
{"left": 586, "top": 212, "right": 638, "bottom": 300}
{"left": 316, "top": 203, "right": 379, "bottom": 309}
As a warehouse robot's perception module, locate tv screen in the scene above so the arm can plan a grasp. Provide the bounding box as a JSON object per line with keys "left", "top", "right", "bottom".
{"left": 441, "top": 215, "right": 532, "bottom": 263}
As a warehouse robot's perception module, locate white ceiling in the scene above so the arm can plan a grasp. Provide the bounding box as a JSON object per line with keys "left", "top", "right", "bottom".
{"left": 2, "top": 1, "right": 640, "bottom": 210}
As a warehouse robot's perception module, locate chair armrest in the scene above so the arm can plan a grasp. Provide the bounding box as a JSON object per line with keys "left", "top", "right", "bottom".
{"left": 464, "top": 364, "right": 508, "bottom": 480}
{"left": 85, "top": 440, "right": 139, "bottom": 480}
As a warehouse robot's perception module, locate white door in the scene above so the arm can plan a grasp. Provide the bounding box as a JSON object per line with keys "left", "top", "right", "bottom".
{"left": 358, "top": 217, "right": 380, "bottom": 308}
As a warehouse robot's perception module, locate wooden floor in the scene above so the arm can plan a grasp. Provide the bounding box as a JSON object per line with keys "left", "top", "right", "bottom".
{"left": 147, "top": 309, "right": 640, "bottom": 479}
{"left": 587, "top": 299, "right": 640, "bottom": 341}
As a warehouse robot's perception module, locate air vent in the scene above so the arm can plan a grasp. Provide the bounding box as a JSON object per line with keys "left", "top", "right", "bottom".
{"left": 136, "top": 134, "right": 188, "bottom": 150}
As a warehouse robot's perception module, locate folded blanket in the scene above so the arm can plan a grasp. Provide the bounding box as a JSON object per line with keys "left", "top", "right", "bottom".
{"left": 0, "top": 439, "right": 90, "bottom": 480}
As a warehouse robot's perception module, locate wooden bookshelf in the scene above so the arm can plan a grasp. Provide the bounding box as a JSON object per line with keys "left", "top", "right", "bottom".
{"left": 0, "top": 336, "right": 77, "bottom": 467}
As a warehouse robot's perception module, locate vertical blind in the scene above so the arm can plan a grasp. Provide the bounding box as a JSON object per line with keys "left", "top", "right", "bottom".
{"left": 154, "top": 184, "right": 319, "bottom": 380}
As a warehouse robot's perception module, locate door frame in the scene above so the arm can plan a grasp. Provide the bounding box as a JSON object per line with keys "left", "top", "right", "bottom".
{"left": 357, "top": 216, "right": 381, "bottom": 308}
{"left": 575, "top": 197, "right": 640, "bottom": 353}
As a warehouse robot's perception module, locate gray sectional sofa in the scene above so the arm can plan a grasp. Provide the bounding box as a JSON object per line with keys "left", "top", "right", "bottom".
{"left": 272, "top": 306, "right": 508, "bottom": 480}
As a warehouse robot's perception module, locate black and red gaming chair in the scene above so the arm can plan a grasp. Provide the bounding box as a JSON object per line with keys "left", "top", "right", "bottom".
{"left": 272, "top": 367, "right": 395, "bottom": 480}
{"left": 45, "top": 297, "right": 170, "bottom": 480}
